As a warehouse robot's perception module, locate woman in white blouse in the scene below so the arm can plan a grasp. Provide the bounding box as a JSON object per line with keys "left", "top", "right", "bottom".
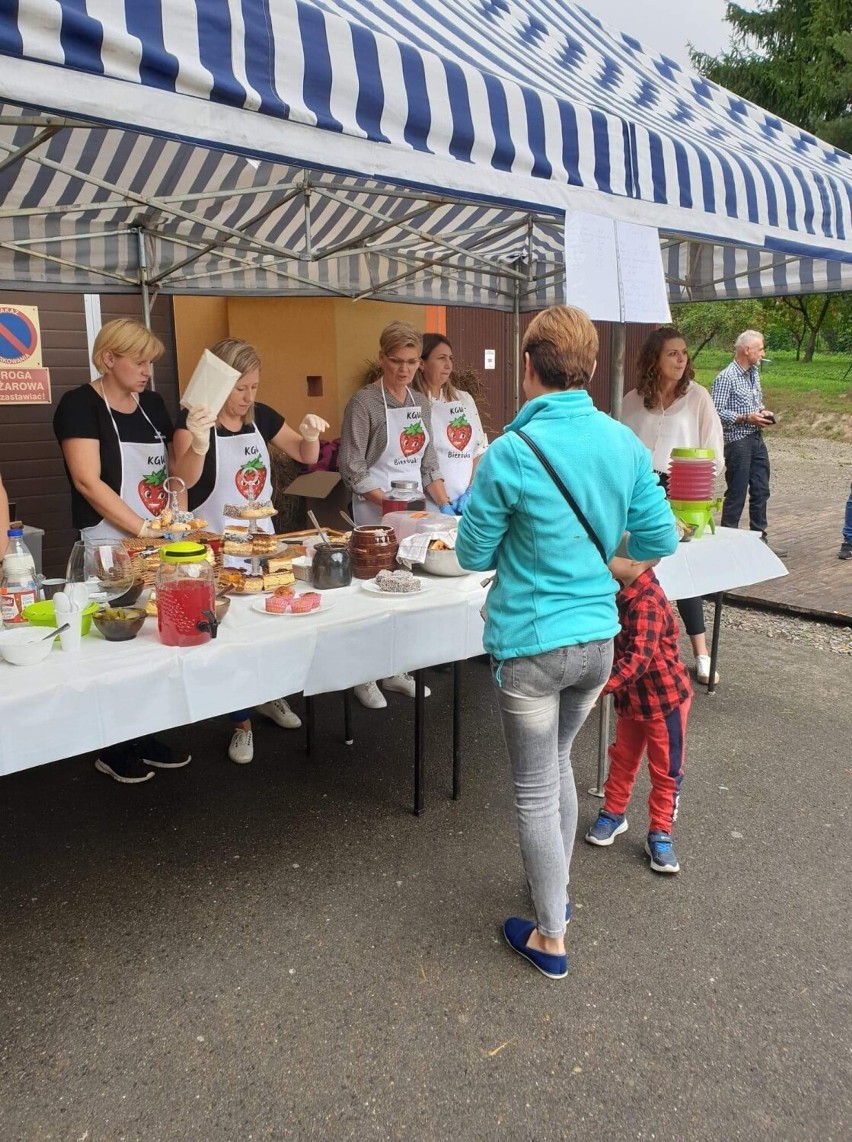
{"left": 622, "top": 328, "right": 725, "bottom": 685}
{"left": 413, "top": 333, "right": 488, "bottom": 513}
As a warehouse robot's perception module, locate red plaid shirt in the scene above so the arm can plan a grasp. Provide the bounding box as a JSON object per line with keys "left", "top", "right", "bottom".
{"left": 603, "top": 569, "right": 692, "bottom": 721}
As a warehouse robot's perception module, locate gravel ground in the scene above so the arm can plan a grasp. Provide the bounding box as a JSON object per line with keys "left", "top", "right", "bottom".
{"left": 704, "top": 600, "right": 852, "bottom": 657}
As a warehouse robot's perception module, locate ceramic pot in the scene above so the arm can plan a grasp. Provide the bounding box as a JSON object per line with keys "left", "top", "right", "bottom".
{"left": 348, "top": 525, "right": 399, "bottom": 580}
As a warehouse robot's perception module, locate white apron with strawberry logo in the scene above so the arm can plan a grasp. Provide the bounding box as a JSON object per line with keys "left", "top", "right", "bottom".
{"left": 428, "top": 395, "right": 477, "bottom": 503}
{"left": 353, "top": 385, "right": 431, "bottom": 525}
{"left": 195, "top": 423, "right": 274, "bottom": 565}
{"left": 82, "top": 392, "right": 168, "bottom": 544}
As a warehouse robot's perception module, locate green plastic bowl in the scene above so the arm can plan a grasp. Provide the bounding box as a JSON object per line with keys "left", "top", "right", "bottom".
{"left": 23, "top": 599, "right": 99, "bottom": 636}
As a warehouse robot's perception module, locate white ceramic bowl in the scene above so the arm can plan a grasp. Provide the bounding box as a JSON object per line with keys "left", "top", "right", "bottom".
{"left": 420, "top": 547, "right": 467, "bottom": 577}
{"left": 0, "top": 626, "right": 56, "bottom": 666}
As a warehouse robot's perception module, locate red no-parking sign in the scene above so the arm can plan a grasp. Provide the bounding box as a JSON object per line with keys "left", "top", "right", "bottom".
{"left": 0, "top": 304, "right": 51, "bottom": 404}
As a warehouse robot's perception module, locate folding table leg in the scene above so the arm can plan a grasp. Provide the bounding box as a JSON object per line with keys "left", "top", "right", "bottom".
{"left": 708, "top": 592, "right": 723, "bottom": 696}
{"left": 305, "top": 695, "right": 315, "bottom": 756}
{"left": 452, "top": 660, "right": 462, "bottom": 801}
{"left": 589, "top": 693, "right": 612, "bottom": 798}
{"left": 413, "top": 669, "right": 426, "bottom": 816}
{"left": 343, "top": 690, "right": 354, "bottom": 746}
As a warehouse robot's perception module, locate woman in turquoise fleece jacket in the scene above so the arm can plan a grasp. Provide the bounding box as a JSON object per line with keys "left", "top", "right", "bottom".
{"left": 455, "top": 306, "right": 678, "bottom": 981}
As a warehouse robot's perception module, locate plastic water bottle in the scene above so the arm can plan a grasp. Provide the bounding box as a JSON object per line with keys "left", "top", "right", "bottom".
{"left": 1, "top": 527, "right": 38, "bottom": 627}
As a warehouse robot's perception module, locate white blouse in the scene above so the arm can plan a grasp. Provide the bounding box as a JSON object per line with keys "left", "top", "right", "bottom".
{"left": 621, "top": 382, "right": 725, "bottom": 476}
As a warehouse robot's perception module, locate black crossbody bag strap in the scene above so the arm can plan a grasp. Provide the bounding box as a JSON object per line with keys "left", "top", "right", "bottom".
{"left": 515, "top": 430, "right": 608, "bottom": 565}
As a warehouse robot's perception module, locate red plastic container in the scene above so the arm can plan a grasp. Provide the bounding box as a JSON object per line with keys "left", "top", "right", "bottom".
{"left": 667, "top": 449, "right": 716, "bottom": 502}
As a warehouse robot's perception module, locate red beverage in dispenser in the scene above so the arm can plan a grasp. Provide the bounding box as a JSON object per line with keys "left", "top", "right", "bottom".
{"left": 381, "top": 479, "right": 426, "bottom": 516}
{"left": 157, "top": 579, "right": 216, "bottom": 646}
{"left": 155, "top": 541, "right": 218, "bottom": 647}
{"left": 667, "top": 449, "right": 716, "bottom": 501}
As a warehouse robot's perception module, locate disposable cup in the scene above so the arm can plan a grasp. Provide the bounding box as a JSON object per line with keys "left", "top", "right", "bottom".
{"left": 58, "top": 608, "right": 84, "bottom": 654}
{"left": 40, "top": 579, "right": 67, "bottom": 600}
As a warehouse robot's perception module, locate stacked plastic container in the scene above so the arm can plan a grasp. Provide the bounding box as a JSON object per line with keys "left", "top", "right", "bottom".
{"left": 667, "top": 448, "right": 720, "bottom": 538}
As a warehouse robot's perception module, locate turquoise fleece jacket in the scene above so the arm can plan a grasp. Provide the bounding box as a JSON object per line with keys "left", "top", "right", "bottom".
{"left": 455, "top": 389, "right": 678, "bottom": 661}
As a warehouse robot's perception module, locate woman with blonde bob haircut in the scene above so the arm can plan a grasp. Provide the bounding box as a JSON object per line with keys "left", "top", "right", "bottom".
{"left": 53, "top": 316, "right": 189, "bottom": 783}
{"left": 456, "top": 305, "right": 678, "bottom": 980}
{"left": 172, "top": 336, "right": 329, "bottom": 765}
{"left": 339, "top": 319, "right": 453, "bottom": 708}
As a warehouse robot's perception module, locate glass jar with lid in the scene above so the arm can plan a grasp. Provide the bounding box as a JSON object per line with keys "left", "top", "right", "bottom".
{"left": 381, "top": 480, "right": 426, "bottom": 516}
{"left": 156, "top": 541, "right": 218, "bottom": 647}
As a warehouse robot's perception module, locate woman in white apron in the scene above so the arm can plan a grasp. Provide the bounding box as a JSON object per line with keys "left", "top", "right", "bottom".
{"left": 53, "top": 317, "right": 191, "bottom": 784}
{"left": 339, "top": 320, "right": 455, "bottom": 708}
{"left": 171, "top": 338, "right": 328, "bottom": 765}
{"left": 413, "top": 333, "right": 488, "bottom": 514}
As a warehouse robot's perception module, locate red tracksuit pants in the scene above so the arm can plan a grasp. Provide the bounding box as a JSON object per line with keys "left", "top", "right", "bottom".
{"left": 604, "top": 697, "right": 690, "bottom": 833}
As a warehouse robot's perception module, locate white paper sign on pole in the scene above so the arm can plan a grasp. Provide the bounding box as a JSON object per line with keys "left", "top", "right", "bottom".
{"left": 563, "top": 212, "right": 671, "bottom": 324}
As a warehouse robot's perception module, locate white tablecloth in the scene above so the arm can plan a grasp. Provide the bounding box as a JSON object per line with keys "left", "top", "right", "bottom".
{"left": 4, "top": 529, "right": 785, "bottom": 777}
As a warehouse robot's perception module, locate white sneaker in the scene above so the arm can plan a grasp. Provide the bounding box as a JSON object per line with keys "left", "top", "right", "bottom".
{"left": 228, "top": 728, "right": 254, "bottom": 764}
{"left": 695, "top": 655, "right": 720, "bottom": 685}
{"left": 381, "top": 672, "right": 431, "bottom": 699}
{"left": 256, "top": 698, "right": 302, "bottom": 729}
{"left": 353, "top": 681, "right": 387, "bottom": 709}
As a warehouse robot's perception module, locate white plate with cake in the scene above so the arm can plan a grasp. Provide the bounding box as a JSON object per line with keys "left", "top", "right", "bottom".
{"left": 251, "top": 590, "right": 335, "bottom": 617}
{"left": 361, "top": 570, "right": 433, "bottom": 597}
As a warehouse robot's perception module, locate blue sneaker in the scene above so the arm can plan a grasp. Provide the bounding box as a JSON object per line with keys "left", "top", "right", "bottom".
{"left": 503, "top": 918, "right": 567, "bottom": 980}
{"left": 585, "top": 810, "right": 628, "bottom": 847}
{"left": 645, "top": 831, "right": 680, "bottom": 873}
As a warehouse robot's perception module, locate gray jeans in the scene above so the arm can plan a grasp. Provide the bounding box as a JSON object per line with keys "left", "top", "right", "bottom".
{"left": 493, "top": 640, "right": 613, "bottom": 937}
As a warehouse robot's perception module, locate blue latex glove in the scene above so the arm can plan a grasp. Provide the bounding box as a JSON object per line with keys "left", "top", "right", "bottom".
{"left": 451, "top": 488, "right": 472, "bottom": 515}
{"left": 439, "top": 503, "right": 458, "bottom": 517}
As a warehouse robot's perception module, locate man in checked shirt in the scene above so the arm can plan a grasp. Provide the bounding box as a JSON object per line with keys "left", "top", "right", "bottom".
{"left": 584, "top": 555, "right": 692, "bottom": 874}
{"left": 711, "top": 330, "right": 785, "bottom": 555}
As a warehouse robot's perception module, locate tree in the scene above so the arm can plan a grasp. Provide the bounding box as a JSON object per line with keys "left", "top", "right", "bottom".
{"left": 670, "top": 299, "right": 764, "bottom": 359}
{"left": 690, "top": 0, "right": 852, "bottom": 151}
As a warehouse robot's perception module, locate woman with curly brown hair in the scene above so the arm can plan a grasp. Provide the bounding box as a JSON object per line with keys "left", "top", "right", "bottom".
{"left": 621, "top": 328, "right": 724, "bottom": 684}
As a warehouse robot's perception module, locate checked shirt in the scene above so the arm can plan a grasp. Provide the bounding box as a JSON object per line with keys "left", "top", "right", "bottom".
{"left": 603, "top": 569, "right": 692, "bottom": 721}
{"left": 711, "top": 359, "right": 764, "bottom": 443}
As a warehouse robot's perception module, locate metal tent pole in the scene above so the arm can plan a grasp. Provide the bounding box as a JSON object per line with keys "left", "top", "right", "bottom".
{"left": 512, "top": 281, "right": 521, "bottom": 415}
{"left": 609, "top": 322, "right": 626, "bottom": 419}
{"left": 135, "top": 226, "right": 155, "bottom": 392}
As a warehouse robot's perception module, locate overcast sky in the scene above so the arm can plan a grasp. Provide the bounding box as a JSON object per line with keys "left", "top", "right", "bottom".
{"left": 585, "top": 0, "right": 752, "bottom": 68}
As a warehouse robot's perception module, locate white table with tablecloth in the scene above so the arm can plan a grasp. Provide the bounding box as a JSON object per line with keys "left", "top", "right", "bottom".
{"left": 4, "top": 528, "right": 785, "bottom": 780}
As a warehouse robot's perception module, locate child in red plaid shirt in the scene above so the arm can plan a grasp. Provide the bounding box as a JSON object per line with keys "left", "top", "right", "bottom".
{"left": 584, "top": 555, "right": 692, "bottom": 873}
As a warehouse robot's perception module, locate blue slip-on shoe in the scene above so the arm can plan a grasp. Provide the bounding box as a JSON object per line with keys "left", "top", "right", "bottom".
{"left": 585, "top": 810, "right": 628, "bottom": 847}
{"left": 645, "top": 830, "right": 680, "bottom": 874}
{"left": 503, "top": 918, "right": 567, "bottom": 980}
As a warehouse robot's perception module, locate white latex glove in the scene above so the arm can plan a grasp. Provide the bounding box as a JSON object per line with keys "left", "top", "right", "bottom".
{"left": 298, "top": 414, "right": 330, "bottom": 442}
{"left": 186, "top": 405, "right": 217, "bottom": 455}
{"left": 137, "top": 519, "right": 159, "bottom": 539}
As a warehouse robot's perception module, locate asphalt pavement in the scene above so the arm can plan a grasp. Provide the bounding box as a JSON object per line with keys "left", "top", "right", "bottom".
{"left": 2, "top": 628, "right": 849, "bottom": 1141}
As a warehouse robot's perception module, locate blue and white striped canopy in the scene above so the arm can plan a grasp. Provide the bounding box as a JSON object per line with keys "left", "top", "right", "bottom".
{"left": 0, "top": 0, "right": 849, "bottom": 305}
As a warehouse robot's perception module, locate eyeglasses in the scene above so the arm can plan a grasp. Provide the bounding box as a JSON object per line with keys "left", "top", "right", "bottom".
{"left": 385, "top": 356, "right": 420, "bottom": 369}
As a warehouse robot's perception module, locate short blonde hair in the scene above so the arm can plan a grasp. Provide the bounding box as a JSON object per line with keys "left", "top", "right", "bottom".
{"left": 210, "top": 338, "right": 262, "bottom": 425}
{"left": 522, "top": 306, "right": 598, "bottom": 390}
{"left": 379, "top": 321, "right": 422, "bottom": 358}
{"left": 209, "top": 338, "right": 262, "bottom": 377}
{"left": 92, "top": 319, "right": 164, "bottom": 374}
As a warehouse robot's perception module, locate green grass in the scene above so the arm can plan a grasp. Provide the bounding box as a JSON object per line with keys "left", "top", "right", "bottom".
{"left": 693, "top": 350, "right": 852, "bottom": 440}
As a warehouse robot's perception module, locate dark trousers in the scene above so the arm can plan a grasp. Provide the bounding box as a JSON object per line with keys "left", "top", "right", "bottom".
{"left": 722, "top": 433, "right": 770, "bottom": 533}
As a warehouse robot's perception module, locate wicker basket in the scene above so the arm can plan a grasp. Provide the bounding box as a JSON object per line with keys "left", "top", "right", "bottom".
{"left": 122, "top": 534, "right": 223, "bottom": 588}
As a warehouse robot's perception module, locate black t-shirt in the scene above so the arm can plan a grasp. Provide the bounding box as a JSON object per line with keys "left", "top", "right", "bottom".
{"left": 174, "top": 401, "right": 285, "bottom": 510}
{"left": 53, "top": 384, "right": 175, "bottom": 530}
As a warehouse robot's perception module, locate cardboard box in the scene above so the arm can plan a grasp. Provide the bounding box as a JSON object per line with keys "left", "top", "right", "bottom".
{"left": 283, "top": 471, "right": 350, "bottom": 530}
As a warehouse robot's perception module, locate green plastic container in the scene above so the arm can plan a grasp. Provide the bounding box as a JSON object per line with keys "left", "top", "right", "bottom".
{"left": 668, "top": 499, "right": 719, "bottom": 539}
{"left": 23, "top": 599, "right": 99, "bottom": 635}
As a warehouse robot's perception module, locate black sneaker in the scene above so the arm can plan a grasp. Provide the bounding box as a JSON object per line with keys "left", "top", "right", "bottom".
{"left": 839, "top": 540, "right": 852, "bottom": 561}
{"left": 134, "top": 736, "right": 191, "bottom": 769}
{"left": 95, "top": 744, "right": 155, "bottom": 784}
